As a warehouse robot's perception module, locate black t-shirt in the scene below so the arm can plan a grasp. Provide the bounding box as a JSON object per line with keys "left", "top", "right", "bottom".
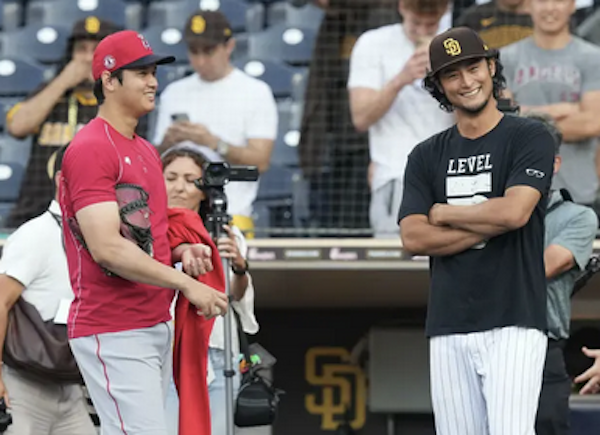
{"left": 456, "top": 3, "right": 533, "bottom": 49}
{"left": 398, "top": 115, "right": 555, "bottom": 337}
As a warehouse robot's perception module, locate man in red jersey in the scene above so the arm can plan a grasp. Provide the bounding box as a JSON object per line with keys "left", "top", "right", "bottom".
{"left": 59, "top": 30, "right": 228, "bottom": 435}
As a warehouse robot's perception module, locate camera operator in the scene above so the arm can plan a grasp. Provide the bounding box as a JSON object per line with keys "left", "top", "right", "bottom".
{"left": 161, "top": 144, "right": 259, "bottom": 435}
{"left": 0, "top": 145, "right": 96, "bottom": 435}
{"left": 153, "top": 10, "right": 277, "bottom": 237}
{"left": 520, "top": 113, "right": 599, "bottom": 435}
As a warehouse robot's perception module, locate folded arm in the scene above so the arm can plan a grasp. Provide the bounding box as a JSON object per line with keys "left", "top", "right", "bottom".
{"left": 555, "top": 91, "right": 600, "bottom": 143}
{"left": 400, "top": 215, "right": 486, "bottom": 257}
{"left": 544, "top": 244, "right": 575, "bottom": 279}
{"left": 431, "top": 186, "right": 542, "bottom": 234}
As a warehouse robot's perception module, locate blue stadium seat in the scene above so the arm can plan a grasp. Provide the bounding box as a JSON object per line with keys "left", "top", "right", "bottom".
{"left": 292, "top": 66, "right": 308, "bottom": 101}
{"left": 26, "top": 0, "right": 127, "bottom": 28}
{"left": 2, "top": 24, "right": 70, "bottom": 65}
{"left": 233, "top": 58, "right": 301, "bottom": 99}
{"left": 248, "top": 24, "right": 317, "bottom": 66}
{"left": 0, "top": 134, "right": 33, "bottom": 168}
{"left": 0, "top": 57, "right": 47, "bottom": 97}
{"left": 231, "top": 32, "right": 249, "bottom": 61}
{"left": 256, "top": 165, "right": 308, "bottom": 234}
{"left": 257, "top": 164, "right": 296, "bottom": 200}
{"left": 155, "top": 64, "right": 192, "bottom": 94}
{"left": 267, "top": 2, "right": 324, "bottom": 30}
{"left": 0, "top": 201, "right": 15, "bottom": 228}
{"left": 141, "top": 26, "right": 189, "bottom": 65}
{"left": 147, "top": 0, "right": 264, "bottom": 33}
{"left": 270, "top": 101, "right": 300, "bottom": 167}
{"left": 0, "top": 161, "right": 24, "bottom": 202}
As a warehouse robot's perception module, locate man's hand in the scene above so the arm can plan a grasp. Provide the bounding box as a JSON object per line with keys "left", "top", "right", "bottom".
{"left": 181, "top": 244, "right": 213, "bottom": 278}
{"left": 182, "top": 281, "right": 229, "bottom": 319}
{"left": 57, "top": 59, "right": 93, "bottom": 89}
{"left": 575, "top": 347, "right": 600, "bottom": 394}
{"left": 397, "top": 46, "right": 430, "bottom": 87}
{"left": 172, "top": 121, "right": 219, "bottom": 149}
{"left": 429, "top": 203, "right": 448, "bottom": 226}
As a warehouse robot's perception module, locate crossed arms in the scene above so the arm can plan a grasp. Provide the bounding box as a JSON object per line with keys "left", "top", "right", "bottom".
{"left": 400, "top": 185, "right": 541, "bottom": 257}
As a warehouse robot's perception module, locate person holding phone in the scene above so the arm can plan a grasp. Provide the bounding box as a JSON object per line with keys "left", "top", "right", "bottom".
{"left": 153, "top": 10, "right": 277, "bottom": 237}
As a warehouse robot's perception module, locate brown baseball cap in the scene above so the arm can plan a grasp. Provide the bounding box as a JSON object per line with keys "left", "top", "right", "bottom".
{"left": 184, "top": 10, "right": 233, "bottom": 48}
{"left": 70, "top": 16, "right": 123, "bottom": 41}
{"left": 428, "top": 27, "right": 494, "bottom": 77}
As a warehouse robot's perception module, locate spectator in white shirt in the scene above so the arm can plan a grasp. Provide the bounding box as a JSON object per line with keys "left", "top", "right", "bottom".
{"left": 153, "top": 10, "right": 278, "bottom": 238}
{"left": 0, "top": 145, "right": 96, "bottom": 435}
{"left": 348, "top": 0, "right": 454, "bottom": 238}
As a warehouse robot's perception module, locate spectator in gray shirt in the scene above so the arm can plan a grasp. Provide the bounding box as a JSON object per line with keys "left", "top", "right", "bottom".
{"left": 523, "top": 113, "right": 598, "bottom": 435}
{"left": 501, "top": 0, "right": 600, "bottom": 210}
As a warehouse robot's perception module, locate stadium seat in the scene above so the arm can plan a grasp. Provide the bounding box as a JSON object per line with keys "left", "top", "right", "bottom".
{"left": 141, "top": 26, "right": 189, "bottom": 65}
{"left": 0, "top": 161, "right": 24, "bottom": 202}
{"left": 247, "top": 24, "right": 317, "bottom": 66}
{"left": 2, "top": 24, "right": 70, "bottom": 65}
{"left": 231, "top": 32, "right": 249, "bottom": 61}
{"left": 155, "top": 63, "right": 192, "bottom": 94}
{"left": 0, "top": 201, "right": 15, "bottom": 228}
{"left": 0, "top": 57, "right": 47, "bottom": 97}
{"left": 26, "top": 0, "right": 127, "bottom": 28}
{"left": 256, "top": 165, "right": 308, "bottom": 235}
{"left": 267, "top": 2, "right": 324, "bottom": 30}
{"left": 270, "top": 101, "right": 300, "bottom": 167}
{"left": 233, "top": 57, "right": 302, "bottom": 99}
{"left": 1, "top": 0, "right": 23, "bottom": 32}
{"left": 0, "top": 134, "right": 33, "bottom": 168}
{"left": 147, "top": 0, "right": 264, "bottom": 34}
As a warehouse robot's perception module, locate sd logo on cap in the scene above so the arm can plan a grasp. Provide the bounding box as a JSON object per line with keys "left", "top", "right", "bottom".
{"left": 427, "top": 27, "right": 495, "bottom": 78}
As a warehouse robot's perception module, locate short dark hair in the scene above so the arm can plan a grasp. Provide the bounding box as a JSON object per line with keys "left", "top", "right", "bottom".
{"left": 93, "top": 69, "right": 124, "bottom": 104}
{"left": 423, "top": 52, "right": 507, "bottom": 113}
{"left": 53, "top": 144, "right": 69, "bottom": 176}
{"left": 521, "top": 112, "right": 563, "bottom": 155}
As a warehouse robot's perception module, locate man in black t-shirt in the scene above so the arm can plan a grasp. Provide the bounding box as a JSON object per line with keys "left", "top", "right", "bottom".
{"left": 399, "top": 27, "right": 555, "bottom": 435}
{"left": 456, "top": 0, "right": 533, "bottom": 49}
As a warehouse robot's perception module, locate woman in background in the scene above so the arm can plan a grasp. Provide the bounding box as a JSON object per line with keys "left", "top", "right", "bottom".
{"left": 162, "top": 144, "right": 259, "bottom": 435}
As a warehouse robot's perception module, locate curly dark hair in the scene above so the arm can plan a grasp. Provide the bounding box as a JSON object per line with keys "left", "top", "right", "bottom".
{"left": 423, "top": 51, "right": 507, "bottom": 113}
{"left": 161, "top": 149, "right": 210, "bottom": 223}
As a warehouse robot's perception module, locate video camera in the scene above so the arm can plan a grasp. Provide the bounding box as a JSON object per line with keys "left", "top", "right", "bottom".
{"left": 194, "top": 162, "right": 259, "bottom": 189}
{"left": 193, "top": 162, "right": 259, "bottom": 233}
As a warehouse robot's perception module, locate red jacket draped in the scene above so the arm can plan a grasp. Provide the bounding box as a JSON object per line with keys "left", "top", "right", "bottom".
{"left": 167, "top": 207, "right": 225, "bottom": 435}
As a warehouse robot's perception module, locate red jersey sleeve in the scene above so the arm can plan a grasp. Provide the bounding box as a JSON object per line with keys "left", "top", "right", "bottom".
{"left": 63, "top": 137, "right": 120, "bottom": 214}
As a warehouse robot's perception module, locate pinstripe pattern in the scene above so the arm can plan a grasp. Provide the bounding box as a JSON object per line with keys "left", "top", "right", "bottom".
{"left": 430, "top": 327, "right": 547, "bottom": 435}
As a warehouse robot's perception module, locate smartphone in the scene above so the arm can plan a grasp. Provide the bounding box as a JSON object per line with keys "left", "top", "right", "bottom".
{"left": 171, "top": 113, "right": 189, "bottom": 122}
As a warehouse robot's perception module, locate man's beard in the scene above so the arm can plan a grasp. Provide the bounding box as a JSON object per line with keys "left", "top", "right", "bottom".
{"left": 453, "top": 88, "right": 493, "bottom": 116}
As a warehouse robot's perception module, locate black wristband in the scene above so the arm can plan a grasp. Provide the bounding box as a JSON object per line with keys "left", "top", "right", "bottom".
{"left": 232, "top": 259, "right": 249, "bottom": 276}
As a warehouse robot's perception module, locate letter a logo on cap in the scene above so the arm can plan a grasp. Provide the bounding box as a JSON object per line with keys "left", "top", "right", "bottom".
{"left": 444, "top": 38, "right": 462, "bottom": 56}
{"left": 137, "top": 33, "right": 151, "bottom": 50}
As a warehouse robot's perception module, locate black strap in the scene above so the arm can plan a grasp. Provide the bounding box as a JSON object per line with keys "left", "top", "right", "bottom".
{"left": 231, "top": 305, "right": 252, "bottom": 366}
{"left": 49, "top": 211, "right": 66, "bottom": 254}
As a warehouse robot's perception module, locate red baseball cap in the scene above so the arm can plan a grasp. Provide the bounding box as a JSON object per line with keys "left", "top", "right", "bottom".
{"left": 92, "top": 30, "right": 175, "bottom": 81}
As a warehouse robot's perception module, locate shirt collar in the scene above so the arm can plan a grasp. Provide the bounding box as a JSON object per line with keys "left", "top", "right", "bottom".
{"left": 48, "top": 200, "right": 61, "bottom": 215}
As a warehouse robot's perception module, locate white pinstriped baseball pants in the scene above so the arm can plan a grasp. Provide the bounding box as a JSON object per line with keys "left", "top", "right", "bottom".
{"left": 430, "top": 326, "right": 547, "bottom": 435}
